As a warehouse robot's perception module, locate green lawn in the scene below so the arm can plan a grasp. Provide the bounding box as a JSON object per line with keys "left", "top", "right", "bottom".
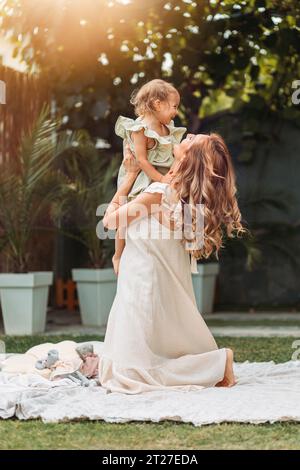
{"left": 2, "top": 334, "right": 297, "bottom": 363}
{"left": 206, "top": 319, "right": 300, "bottom": 328}
{"left": 0, "top": 335, "right": 299, "bottom": 450}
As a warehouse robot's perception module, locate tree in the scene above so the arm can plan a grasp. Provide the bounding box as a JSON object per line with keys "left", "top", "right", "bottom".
{"left": 1, "top": 0, "right": 299, "bottom": 141}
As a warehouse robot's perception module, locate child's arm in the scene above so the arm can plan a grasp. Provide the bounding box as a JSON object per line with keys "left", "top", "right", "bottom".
{"left": 131, "top": 130, "right": 165, "bottom": 183}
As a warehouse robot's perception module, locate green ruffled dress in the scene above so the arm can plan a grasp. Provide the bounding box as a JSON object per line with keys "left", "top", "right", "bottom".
{"left": 115, "top": 115, "right": 187, "bottom": 200}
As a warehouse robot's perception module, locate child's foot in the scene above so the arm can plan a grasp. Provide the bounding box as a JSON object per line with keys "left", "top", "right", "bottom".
{"left": 112, "top": 255, "right": 121, "bottom": 276}
{"left": 215, "top": 348, "right": 237, "bottom": 388}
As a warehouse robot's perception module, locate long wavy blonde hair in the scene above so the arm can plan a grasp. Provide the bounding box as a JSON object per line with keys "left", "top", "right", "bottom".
{"left": 169, "top": 132, "right": 248, "bottom": 261}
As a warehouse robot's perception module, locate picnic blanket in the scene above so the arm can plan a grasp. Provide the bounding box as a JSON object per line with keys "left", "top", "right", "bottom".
{"left": 0, "top": 340, "right": 300, "bottom": 425}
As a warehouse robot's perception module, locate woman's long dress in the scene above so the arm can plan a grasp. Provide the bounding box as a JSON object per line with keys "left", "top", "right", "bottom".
{"left": 99, "top": 182, "right": 227, "bottom": 394}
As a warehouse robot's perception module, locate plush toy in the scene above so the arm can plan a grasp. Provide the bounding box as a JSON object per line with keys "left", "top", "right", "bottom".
{"left": 35, "top": 348, "right": 92, "bottom": 387}
{"left": 35, "top": 349, "right": 59, "bottom": 370}
{"left": 75, "top": 343, "right": 94, "bottom": 360}
{"left": 62, "top": 369, "right": 91, "bottom": 387}
{"left": 76, "top": 343, "right": 99, "bottom": 379}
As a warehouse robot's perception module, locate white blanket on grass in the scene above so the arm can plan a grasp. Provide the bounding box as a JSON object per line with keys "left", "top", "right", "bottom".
{"left": 0, "top": 341, "right": 300, "bottom": 425}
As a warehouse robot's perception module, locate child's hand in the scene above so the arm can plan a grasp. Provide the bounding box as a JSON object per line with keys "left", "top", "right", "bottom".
{"left": 124, "top": 142, "right": 141, "bottom": 176}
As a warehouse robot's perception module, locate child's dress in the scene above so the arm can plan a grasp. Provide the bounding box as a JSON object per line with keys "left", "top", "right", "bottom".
{"left": 115, "top": 115, "right": 187, "bottom": 201}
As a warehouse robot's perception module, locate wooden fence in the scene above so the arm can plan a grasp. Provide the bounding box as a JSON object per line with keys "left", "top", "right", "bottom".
{"left": 0, "top": 65, "right": 51, "bottom": 163}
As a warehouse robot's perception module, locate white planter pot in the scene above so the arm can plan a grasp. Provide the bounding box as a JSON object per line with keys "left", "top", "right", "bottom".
{"left": 72, "top": 268, "right": 117, "bottom": 327}
{"left": 0, "top": 272, "right": 53, "bottom": 335}
{"left": 192, "top": 263, "right": 219, "bottom": 315}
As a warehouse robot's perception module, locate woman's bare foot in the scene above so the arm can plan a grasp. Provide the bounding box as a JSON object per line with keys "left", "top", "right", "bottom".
{"left": 215, "top": 348, "right": 237, "bottom": 388}
{"left": 112, "top": 255, "right": 121, "bottom": 276}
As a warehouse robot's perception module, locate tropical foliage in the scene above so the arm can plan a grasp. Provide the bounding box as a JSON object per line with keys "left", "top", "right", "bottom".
{"left": 0, "top": 104, "right": 81, "bottom": 272}
{"left": 52, "top": 131, "right": 120, "bottom": 268}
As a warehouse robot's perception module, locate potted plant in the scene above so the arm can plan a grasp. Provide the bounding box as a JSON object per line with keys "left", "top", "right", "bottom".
{"left": 191, "top": 256, "right": 220, "bottom": 315}
{"left": 0, "top": 104, "right": 80, "bottom": 335}
{"left": 54, "top": 131, "right": 120, "bottom": 327}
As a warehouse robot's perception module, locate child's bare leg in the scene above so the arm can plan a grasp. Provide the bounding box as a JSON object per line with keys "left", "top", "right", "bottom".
{"left": 113, "top": 227, "right": 126, "bottom": 275}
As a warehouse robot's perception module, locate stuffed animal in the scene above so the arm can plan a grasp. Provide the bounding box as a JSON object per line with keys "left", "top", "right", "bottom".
{"left": 75, "top": 343, "right": 94, "bottom": 360}
{"left": 35, "top": 348, "right": 92, "bottom": 387}
{"left": 35, "top": 349, "right": 59, "bottom": 370}
{"left": 62, "top": 369, "right": 91, "bottom": 387}
{"left": 76, "top": 343, "right": 99, "bottom": 379}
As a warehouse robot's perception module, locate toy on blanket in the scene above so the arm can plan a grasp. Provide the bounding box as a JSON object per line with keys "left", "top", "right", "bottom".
{"left": 76, "top": 344, "right": 99, "bottom": 379}
{"left": 35, "top": 349, "right": 59, "bottom": 370}
{"left": 35, "top": 344, "right": 99, "bottom": 387}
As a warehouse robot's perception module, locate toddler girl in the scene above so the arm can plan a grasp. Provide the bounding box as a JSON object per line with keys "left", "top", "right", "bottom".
{"left": 113, "top": 79, "right": 187, "bottom": 275}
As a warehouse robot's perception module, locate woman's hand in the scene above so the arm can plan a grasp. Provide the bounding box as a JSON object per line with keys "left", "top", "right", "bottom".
{"left": 123, "top": 141, "right": 141, "bottom": 176}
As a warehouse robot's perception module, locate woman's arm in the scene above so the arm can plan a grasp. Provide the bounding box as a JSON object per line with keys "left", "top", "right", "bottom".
{"left": 132, "top": 130, "right": 165, "bottom": 183}
{"left": 103, "top": 189, "right": 162, "bottom": 230}
{"left": 102, "top": 145, "right": 163, "bottom": 230}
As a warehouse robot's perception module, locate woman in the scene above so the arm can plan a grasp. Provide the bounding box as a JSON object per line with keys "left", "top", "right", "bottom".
{"left": 101, "top": 132, "right": 246, "bottom": 394}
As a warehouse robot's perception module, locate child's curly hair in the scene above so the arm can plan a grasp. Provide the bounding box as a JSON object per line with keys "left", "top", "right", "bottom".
{"left": 130, "top": 79, "right": 179, "bottom": 116}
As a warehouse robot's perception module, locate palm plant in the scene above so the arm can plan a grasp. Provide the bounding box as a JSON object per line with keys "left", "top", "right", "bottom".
{"left": 52, "top": 130, "right": 120, "bottom": 268}
{"left": 0, "top": 103, "right": 82, "bottom": 273}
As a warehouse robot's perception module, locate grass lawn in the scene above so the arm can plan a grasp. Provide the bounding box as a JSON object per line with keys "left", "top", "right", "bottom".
{"left": 205, "top": 319, "right": 300, "bottom": 328}
{"left": 0, "top": 334, "right": 299, "bottom": 450}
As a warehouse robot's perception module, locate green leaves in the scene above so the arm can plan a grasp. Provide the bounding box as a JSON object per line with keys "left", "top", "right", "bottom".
{"left": 1, "top": 0, "right": 300, "bottom": 137}
{"left": 52, "top": 132, "right": 120, "bottom": 268}
{"left": 0, "top": 103, "right": 81, "bottom": 273}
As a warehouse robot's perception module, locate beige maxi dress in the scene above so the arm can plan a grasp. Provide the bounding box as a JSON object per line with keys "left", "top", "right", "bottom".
{"left": 98, "top": 182, "right": 227, "bottom": 394}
